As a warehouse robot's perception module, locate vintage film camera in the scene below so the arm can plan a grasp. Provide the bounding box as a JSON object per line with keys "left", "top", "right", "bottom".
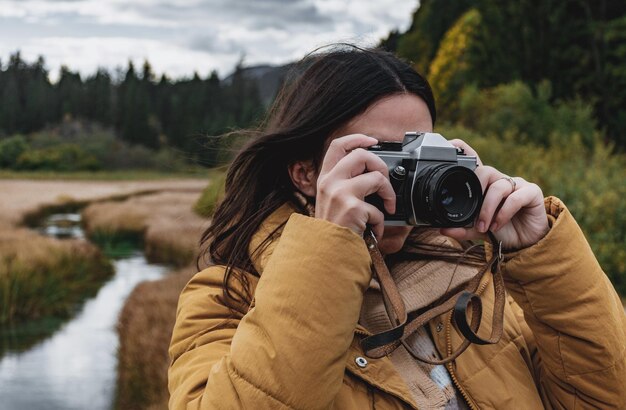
{"left": 367, "top": 132, "right": 483, "bottom": 227}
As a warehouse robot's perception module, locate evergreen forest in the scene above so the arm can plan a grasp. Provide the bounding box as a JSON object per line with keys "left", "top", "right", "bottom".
{"left": 0, "top": 56, "right": 263, "bottom": 170}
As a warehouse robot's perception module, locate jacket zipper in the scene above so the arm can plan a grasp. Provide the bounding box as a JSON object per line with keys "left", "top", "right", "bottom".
{"left": 358, "top": 323, "right": 480, "bottom": 410}
{"left": 444, "top": 275, "right": 491, "bottom": 410}
{"left": 354, "top": 327, "right": 370, "bottom": 337}
{"left": 445, "top": 311, "right": 478, "bottom": 410}
{"left": 357, "top": 273, "right": 492, "bottom": 409}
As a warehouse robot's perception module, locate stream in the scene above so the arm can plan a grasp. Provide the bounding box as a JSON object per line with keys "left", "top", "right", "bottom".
{"left": 0, "top": 213, "right": 168, "bottom": 410}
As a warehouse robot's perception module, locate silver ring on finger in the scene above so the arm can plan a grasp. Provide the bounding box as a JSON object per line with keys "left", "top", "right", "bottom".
{"left": 497, "top": 176, "right": 517, "bottom": 194}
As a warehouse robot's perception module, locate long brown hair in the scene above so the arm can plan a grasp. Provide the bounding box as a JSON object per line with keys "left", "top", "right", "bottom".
{"left": 199, "top": 45, "right": 437, "bottom": 308}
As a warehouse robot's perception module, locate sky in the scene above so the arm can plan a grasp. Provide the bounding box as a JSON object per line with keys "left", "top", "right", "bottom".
{"left": 0, "top": 0, "right": 417, "bottom": 81}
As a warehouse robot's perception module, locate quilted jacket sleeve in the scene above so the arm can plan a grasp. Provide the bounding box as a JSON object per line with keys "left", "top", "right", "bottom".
{"left": 168, "top": 213, "right": 372, "bottom": 409}
{"left": 503, "top": 196, "right": 626, "bottom": 409}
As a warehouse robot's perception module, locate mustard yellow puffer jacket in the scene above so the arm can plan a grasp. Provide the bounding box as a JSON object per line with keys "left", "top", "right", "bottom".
{"left": 168, "top": 197, "right": 626, "bottom": 409}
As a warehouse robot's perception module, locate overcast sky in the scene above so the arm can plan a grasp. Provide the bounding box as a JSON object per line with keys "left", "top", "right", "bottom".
{"left": 0, "top": 0, "right": 417, "bottom": 81}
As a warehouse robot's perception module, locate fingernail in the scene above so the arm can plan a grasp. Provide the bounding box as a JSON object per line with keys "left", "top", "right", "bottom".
{"left": 478, "top": 221, "right": 485, "bottom": 232}
{"left": 490, "top": 222, "right": 498, "bottom": 232}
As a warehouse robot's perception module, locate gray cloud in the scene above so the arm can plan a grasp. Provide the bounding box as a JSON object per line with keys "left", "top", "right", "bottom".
{"left": 226, "top": 0, "right": 329, "bottom": 22}
{"left": 189, "top": 33, "right": 243, "bottom": 54}
{"left": 133, "top": 0, "right": 332, "bottom": 29}
{"left": 0, "top": 12, "right": 173, "bottom": 41}
{"left": 0, "top": 0, "right": 415, "bottom": 79}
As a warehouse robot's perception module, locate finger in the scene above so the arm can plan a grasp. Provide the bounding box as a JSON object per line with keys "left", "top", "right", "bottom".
{"left": 330, "top": 148, "right": 389, "bottom": 179}
{"left": 341, "top": 198, "right": 385, "bottom": 239}
{"left": 474, "top": 165, "right": 505, "bottom": 193}
{"left": 319, "top": 134, "right": 378, "bottom": 177}
{"left": 490, "top": 180, "right": 540, "bottom": 231}
{"left": 448, "top": 139, "right": 483, "bottom": 166}
{"left": 362, "top": 202, "right": 385, "bottom": 240}
{"left": 476, "top": 177, "right": 516, "bottom": 232}
{"left": 349, "top": 171, "right": 396, "bottom": 214}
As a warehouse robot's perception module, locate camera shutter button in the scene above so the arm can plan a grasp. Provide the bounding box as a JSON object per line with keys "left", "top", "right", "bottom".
{"left": 391, "top": 166, "right": 406, "bottom": 179}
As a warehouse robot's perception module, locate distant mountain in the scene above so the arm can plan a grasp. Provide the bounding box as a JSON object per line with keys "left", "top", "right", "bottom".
{"left": 224, "top": 63, "right": 294, "bottom": 106}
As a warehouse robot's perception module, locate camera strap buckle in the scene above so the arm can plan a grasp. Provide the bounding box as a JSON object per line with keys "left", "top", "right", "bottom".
{"left": 487, "top": 231, "right": 504, "bottom": 274}
{"left": 365, "top": 226, "right": 378, "bottom": 249}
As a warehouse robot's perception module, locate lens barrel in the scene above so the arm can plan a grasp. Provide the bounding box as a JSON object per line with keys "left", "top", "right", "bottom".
{"left": 413, "top": 164, "right": 482, "bottom": 227}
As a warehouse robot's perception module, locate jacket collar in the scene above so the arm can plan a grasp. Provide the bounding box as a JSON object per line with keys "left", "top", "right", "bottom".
{"left": 249, "top": 202, "right": 298, "bottom": 274}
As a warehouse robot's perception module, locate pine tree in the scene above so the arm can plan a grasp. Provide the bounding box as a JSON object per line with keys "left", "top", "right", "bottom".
{"left": 118, "top": 61, "right": 159, "bottom": 148}
{"left": 56, "top": 65, "right": 84, "bottom": 120}
{"left": 84, "top": 69, "right": 113, "bottom": 126}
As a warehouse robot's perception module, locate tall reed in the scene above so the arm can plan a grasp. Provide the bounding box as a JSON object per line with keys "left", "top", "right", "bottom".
{"left": 0, "top": 232, "right": 113, "bottom": 325}
{"left": 82, "top": 191, "right": 207, "bottom": 266}
{"left": 116, "top": 267, "right": 196, "bottom": 410}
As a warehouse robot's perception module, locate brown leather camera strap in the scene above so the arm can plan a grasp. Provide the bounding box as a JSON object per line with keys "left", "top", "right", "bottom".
{"left": 361, "top": 230, "right": 506, "bottom": 365}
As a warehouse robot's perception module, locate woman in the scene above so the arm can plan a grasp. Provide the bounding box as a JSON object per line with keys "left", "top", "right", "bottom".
{"left": 168, "top": 46, "right": 626, "bottom": 409}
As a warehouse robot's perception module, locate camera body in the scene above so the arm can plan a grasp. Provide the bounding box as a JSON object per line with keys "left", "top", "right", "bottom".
{"left": 367, "top": 132, "right": 483, "bottom": 227}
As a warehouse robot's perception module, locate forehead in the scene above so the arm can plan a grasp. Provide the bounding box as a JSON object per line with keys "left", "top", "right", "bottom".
{"left": 336, "top": 93, "right": 433, "bottom": 142}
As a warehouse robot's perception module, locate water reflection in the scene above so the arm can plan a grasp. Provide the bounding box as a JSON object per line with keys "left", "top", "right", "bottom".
{"left": 38, "top": 213, "right": 84, "bottom": 239}
{"left": 0, "top": 255, "right": 167, "bottom": 410}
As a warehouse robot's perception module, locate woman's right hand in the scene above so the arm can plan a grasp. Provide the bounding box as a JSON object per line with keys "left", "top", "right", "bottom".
{"left": 315, "top": 134, "right": 396, "bottom": 240}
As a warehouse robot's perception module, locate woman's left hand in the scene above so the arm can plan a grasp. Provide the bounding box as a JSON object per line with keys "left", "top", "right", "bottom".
{"left": 440, "top": 139, "right": 550, "bottom": 251}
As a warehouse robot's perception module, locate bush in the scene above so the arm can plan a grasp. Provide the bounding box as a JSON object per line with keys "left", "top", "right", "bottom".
{"left": 457, "top": 81, "right": 597, "bottom": 147}
{"left": 194, "top": 172, "right": 226, "bottom": 217}
{"left": 16, "top": 143, "right": 101, "bottom": 171}
{"left": 28, "top": 122, "right": 190, "bottom": 171}
{"left": 84, "top": 136, "right": 187, "bottom": 171}
{"left": 438, "top": 124, "right": 626, "bottom": 293}
{"left": 0, "top": 135, "right": 28, "bottom": 168}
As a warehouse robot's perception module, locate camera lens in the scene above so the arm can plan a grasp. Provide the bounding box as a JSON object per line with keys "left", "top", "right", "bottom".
{"left": 413, "top": 164, "right": 482, "bottom": 226}
{"left": 438, "top": 173, "right": 473, "bottom": 216}
{"left": 439, "top": 188, "right": 453, "bottom": 207}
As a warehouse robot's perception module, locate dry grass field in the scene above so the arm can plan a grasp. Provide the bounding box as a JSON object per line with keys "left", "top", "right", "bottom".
{"left": 82, "top": 190, "right": 208, "bottom": 266}
{"left": 0, "top": 179, "right": 206, "bottom": 228}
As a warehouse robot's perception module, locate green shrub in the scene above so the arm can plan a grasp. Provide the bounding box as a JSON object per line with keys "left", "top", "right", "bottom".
{"left": 438, "top": 124, "right": 626, "bottom": 293}
{"left": 15, "top": 143, "right": 101, "bottom": 171}
{"left": 194, "top": 172, "right": 226, "bottom": 218}
{"left": 92, "top": 142, "right": 188, "bottom": 172}
{"left": 25, "top": 121, "right": 190, "bottom": 171}
{"left": 457, "top": 81, "right": 597, "bottom": 147}
{"left": 0, "top": 135, "right": 28, "bottom": 168}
